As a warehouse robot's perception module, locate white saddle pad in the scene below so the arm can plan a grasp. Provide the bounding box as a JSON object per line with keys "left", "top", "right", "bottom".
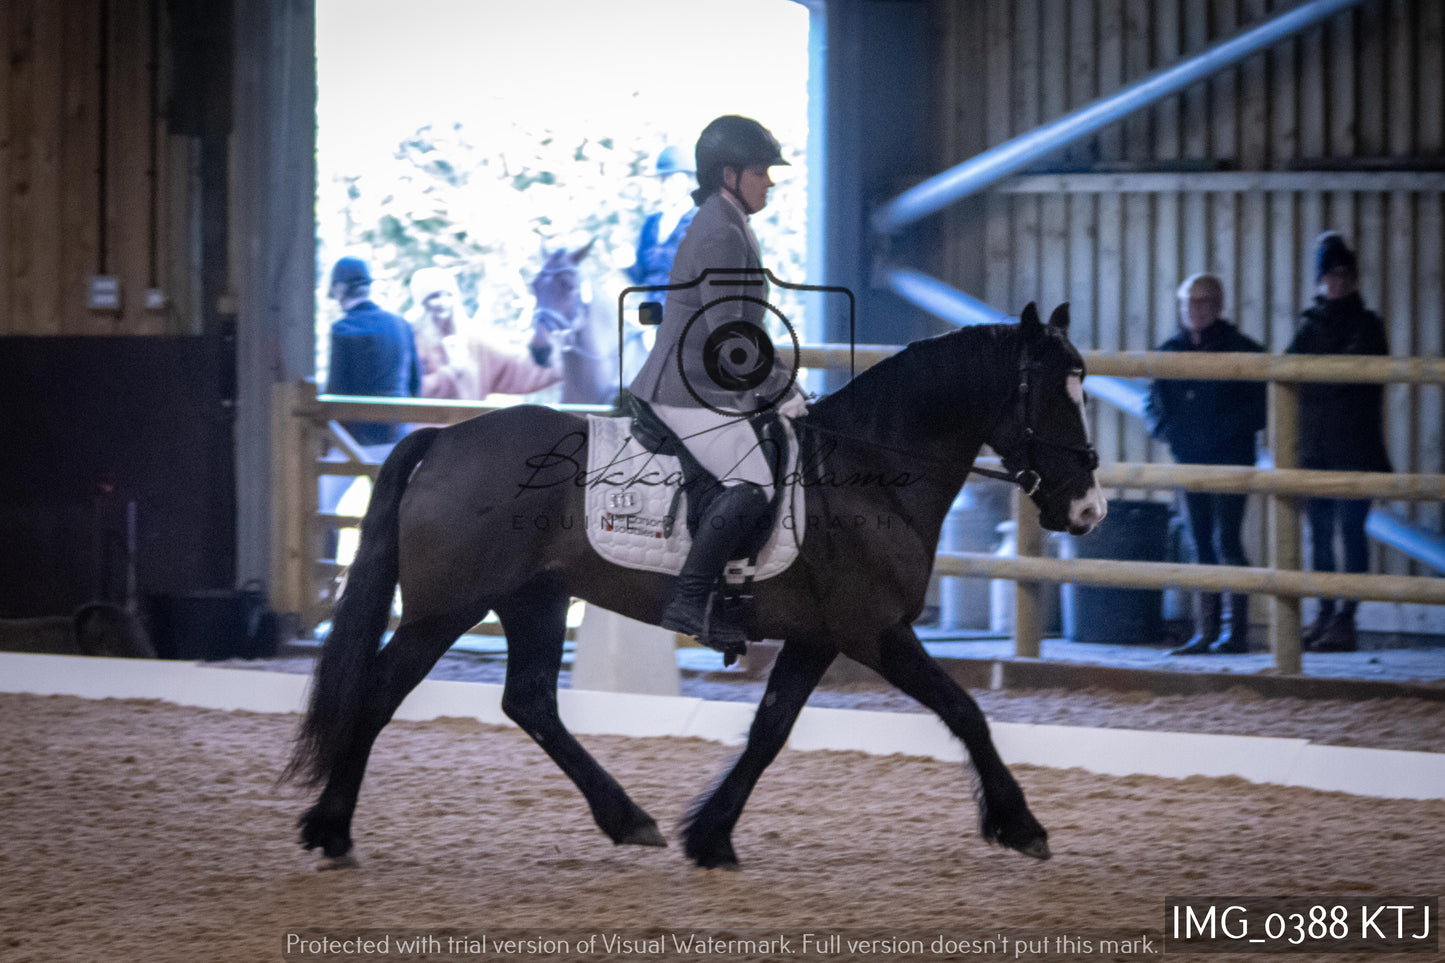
{"left": 583, "top": 414, "right": 804, "bottom": 580}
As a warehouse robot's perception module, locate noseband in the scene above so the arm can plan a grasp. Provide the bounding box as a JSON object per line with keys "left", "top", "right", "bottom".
{"left": 532, "top": 265, "right": 579, "bottom": 334}
{"left": 973, "top": 344, "right": 1099, "bottom": 500}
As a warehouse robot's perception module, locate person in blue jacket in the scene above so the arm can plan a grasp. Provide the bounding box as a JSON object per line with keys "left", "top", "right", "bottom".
{"left": 1145, "top": 273, "right": 1266, "bottom": 655}
{"left": 325, "top": 256, "right": 421, "bottom": 447}
{"left": 320, "top": 256, "right": 422, "bottom": 535}
{"left": 1286, "top": 232, "right": 1392, "bottom": 653}
{"left": 628, "top": 145, "right": 699, "bottom": 302}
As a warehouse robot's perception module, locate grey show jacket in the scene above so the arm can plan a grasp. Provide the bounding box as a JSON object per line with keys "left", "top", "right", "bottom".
{"left": 628, "top": 192, "right": 796, "bottom": 411}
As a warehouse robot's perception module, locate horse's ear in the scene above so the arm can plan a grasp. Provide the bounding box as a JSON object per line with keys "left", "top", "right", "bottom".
{"left": 569, "top": 238, "right": 596, "bottom": 264}
{"left": 1047, "top": 302, "right": 1070, "bottom": 334}
{"left": 1019, "top": 302, "right": 1043, "bottom": 339}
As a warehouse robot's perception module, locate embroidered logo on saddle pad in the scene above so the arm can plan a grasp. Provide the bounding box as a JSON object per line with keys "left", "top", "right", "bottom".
{"left": 584, "top": 414, "right": 804, "bottom": 579}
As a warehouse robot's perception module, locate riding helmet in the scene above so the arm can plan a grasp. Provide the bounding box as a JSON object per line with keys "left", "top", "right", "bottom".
{"left": 693, "top": 115, "right": 789, "bottom": 203}
{"left": 654, "top": 144, "right": 694, "bottom": 177}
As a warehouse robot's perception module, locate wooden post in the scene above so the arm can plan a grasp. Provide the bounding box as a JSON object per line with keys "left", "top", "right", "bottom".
{"left": 269, "top": 380, "right": 300, "bottom": 617}
{"left": 296, "top": 381, "right": 324, "bottom": 635}
{"left": 1269, "top": 380, "right": 1302, "bottom": 674}
{"left": 270, "top": 380, "right": 321, "bottom": 631}
{"left": 1013, "top": 488, "right": 1044, "bottom": 658}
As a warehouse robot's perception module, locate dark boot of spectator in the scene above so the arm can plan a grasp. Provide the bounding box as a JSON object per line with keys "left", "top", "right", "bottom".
{"left": 1311, "top": 609, "right": 1358, "bottom": 652}
{"left": 1301, "top": 602, "right": 1336, "bottom": 651}
{"left": 1171, "top": 591, "right": 1222, "bottom": 655}
{"left": 1210, "top": 592, "right": 1249, "bottom": 653}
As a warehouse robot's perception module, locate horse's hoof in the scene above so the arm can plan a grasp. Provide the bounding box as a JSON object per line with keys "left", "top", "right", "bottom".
{"left": 316, "top": 851, "right": 359, "bottom": 871}
{"left": 1014, "top": 837, "right": 1051, "bottom": 861}
{"left": 617, "top": 822, "right": 667, "bottom": 848}
{"left": 694, "top": 854, "right": 741, "bottom": 871}
{"left": 686, "top": 838, "right": 740, "bottom": 870}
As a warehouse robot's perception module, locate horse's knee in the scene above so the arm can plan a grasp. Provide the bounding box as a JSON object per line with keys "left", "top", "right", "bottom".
{"left": 501, "top": 689, "right": 557, "bottom": 730}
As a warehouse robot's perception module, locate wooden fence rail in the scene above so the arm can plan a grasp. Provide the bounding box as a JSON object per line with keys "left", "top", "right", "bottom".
{"left": 271, "top": 345, "right": 1444, "bottom": 676}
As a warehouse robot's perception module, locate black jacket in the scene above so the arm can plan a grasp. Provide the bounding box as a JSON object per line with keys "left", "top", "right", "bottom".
{"left": 1285, "top": 292, "right": 1392, "bottom": 473}
{"left": 1144, "top": 319, "right": 1266, "bottom": 465}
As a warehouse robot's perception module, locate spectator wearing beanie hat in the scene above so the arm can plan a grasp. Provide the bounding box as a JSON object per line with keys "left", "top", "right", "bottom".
{"left": 1284, "top": 231, "right": 1392, "bottom": 653}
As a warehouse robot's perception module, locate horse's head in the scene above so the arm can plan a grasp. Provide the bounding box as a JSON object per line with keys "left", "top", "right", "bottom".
{"left": 987, "top": 303, "right": 1107, "bottom": 536}
{"left": 531, "top": 239, "right": 595, "bottom": 332}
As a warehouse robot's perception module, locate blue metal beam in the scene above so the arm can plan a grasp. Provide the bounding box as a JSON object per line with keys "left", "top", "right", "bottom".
{"left": 872, "top": 0, "right": 1366, "bottom": 234}
{"left": 1366, "top": 510, "right": 1445, "bottom": 576}
{"left": 1084, "top": 375, "right": 1148, "bottom": 421}
{"left": 880, "top": 266, "right": 1008, "bottom": 327}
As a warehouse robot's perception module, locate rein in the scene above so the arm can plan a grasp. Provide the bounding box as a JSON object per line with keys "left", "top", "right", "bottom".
{"left": 801, "top": 421, "right": 964, "bottom": 475}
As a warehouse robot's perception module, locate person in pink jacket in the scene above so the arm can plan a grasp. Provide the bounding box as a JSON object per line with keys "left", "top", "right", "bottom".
{"left": 408, "top": 266, "right": 563, "bottom": 400}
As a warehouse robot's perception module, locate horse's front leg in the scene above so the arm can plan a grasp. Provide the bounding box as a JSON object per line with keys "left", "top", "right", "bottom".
{"left": 682, "top": 640, "right": 836, "bottom": 869}
{"left": 862, "top": 622, "right": 1049, "bottom": 859}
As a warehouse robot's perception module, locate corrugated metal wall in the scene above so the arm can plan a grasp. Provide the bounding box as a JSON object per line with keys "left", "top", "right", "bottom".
{"left": 0, "top": 0, "right": 198, "bottom": 335}
{"left": 937, "top": 0, "right": 1444, "bottom": 574}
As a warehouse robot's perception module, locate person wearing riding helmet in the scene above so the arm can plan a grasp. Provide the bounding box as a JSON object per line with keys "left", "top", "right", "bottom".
{"left": 627, "top": 145, "right": 699, "bottom": 303}
{"left": 630, "top": 115, "right": 805, "bottom": 656}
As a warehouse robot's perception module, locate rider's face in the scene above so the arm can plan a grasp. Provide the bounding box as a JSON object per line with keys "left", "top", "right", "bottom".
{"left": 726, "top": 165, "right": 773, "bottom": 214}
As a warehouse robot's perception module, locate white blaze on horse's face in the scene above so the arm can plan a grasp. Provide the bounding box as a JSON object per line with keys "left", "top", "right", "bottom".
{"left": 1066, "top": 372, "right": 1107, "bottom": 534}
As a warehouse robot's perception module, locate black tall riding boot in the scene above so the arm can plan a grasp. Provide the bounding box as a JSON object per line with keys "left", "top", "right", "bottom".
{"left": 1210, "top": 592, "right": 1249, "bottom": 653}
{"left": 1170, "top": 591, "right": 1222, "bottom": 655}
{"left": 660, "top": 482, "right": 770, "bottom": 658}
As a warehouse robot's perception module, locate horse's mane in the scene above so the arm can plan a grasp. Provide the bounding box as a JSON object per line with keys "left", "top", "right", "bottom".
{"left": 807, "top": 322, "right": 1018, "bottom": 429}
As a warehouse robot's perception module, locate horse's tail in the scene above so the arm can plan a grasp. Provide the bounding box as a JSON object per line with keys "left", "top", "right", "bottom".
{"left": 283, "top": 426, "right": 440, "bottom": 788}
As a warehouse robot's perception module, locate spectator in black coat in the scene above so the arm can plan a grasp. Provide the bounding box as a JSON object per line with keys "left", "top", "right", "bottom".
{"left": 1145, "top": 273, "right": 1266, "bottom": 655}
{"left": 1286, "top": 232, "right": 1392, "bottom": 653}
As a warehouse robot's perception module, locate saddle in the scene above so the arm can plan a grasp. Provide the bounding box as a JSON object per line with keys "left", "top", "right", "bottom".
{"left": 584, "top": 393, "right": 804, "bottom": 635}
{"left": 621, "top": 391, "right": 787, "bottom": 557}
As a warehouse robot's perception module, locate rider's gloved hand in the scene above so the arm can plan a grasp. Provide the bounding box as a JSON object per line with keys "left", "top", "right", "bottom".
{"left": 776, "top": 389, "right": 808, "bottom": 419}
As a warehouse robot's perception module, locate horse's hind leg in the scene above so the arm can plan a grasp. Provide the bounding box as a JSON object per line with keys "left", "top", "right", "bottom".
{"left": 299, "top": 609, "right": 478, "bottom": 864}
{"left": 682, "top": 640, "right": 836, "bottom": 869}
{"left": 496, "top": 582, "right": 665, "bottom": 848}
{"left": 864, "top": 623, "right": 1049, "bottom": 860}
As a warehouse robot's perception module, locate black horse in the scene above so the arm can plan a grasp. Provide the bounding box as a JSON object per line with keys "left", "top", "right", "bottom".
{"left": 286, "top": 302, "right": 1105, "bottom": 869}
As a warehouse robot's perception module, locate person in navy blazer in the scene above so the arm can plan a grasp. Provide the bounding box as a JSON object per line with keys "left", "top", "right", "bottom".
{"left": 629, "top": 116, "right": 803, "bottom": 656}
{"left": 325, "top": 256, "right": 420, "bottom": 446}
{"left": 320, "top": 257, "right": 421, "bottom": 539}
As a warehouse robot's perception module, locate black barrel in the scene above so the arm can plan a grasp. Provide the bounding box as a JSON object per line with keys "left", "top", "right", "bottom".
{"left": 1061, "top": 499, "right": 1171, "bottom": 644}
{"left": 146, "top": 581, "right": 277, "bottom": 660}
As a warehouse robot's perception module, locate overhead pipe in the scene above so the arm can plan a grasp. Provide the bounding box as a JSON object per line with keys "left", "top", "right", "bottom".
{"left": 881, "top": 266, "right": 1009, "bottom": 327}
{"left": 872, "top": 0, "right": 1366, "bottom": 234}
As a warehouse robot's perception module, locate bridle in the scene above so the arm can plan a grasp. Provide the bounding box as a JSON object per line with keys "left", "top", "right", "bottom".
{"left": 532, "top": 264, "right": 580, "bottom": 334}
{"left": 532, "top": 263, "right": 610, "bottom": 362}
{"left": 972, "top": 342, "right": 1100, "bottom": 500}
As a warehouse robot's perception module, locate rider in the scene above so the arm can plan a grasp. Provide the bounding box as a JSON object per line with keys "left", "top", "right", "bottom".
{"left": 629, "top": 115, "right": 804, "bottom": 655}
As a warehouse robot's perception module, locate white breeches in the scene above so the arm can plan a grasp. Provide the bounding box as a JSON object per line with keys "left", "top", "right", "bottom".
{"left": 651, "top": 403, "right": 776, "bottom": 500}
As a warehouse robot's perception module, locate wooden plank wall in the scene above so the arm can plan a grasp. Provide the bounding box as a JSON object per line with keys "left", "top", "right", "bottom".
{"left": 938, "top": 0, "right": 1445, "bottom": 573}
{"left": 0, "top": 0, "right": 193, "bottom": 335}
